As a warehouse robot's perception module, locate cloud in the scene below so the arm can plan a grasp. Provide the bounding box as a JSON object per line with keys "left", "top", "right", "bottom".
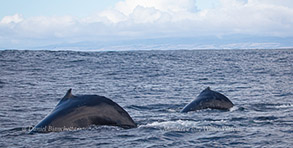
{"left": 1, "top": 0, "right": 293, "bottom": 49}
{"left": 115, "top": 0, "right": 197, "bottom": 15}
{"left": 0, "top": 14, "right": 24, "bottom": 24}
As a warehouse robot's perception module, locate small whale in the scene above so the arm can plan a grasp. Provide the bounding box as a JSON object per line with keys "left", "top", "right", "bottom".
{"left": 30, "top": 89, "right": 136, "bottom": 133}
{"left": 181, "top": 87, "right": 234, "bottom": 112}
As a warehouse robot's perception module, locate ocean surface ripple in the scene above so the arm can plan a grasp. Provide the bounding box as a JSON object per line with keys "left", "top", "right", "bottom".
{"left": 0, "top": 49, "right": 292, "bottom": 147}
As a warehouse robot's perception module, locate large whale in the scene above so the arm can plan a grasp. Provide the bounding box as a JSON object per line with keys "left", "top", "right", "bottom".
{"left": 30, "top": 89, "right": 136, "bottom": 133}
{"left": 181, "top": 87, "right": 234, "bottom": 112}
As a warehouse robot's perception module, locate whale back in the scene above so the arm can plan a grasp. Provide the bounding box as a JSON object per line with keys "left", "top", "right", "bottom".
{"left": 30, "top": 89, "right": 136, "bottom": 133}
{"left": 181, "top": 87, "right": 234, "bottom": 112}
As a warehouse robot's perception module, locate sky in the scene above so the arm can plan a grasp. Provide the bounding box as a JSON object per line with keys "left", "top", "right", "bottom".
{"left": 0, "top": 0, "right": 293, "bottom": 50}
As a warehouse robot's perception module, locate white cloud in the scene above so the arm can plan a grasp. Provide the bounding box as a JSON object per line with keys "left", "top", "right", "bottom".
{"left": 1, "top": 0, "right": 293, "bottom": 49}
{"left": 115, "top": 0, "right": 197, "bottom": 16}
{"left": 98, "top": 9, "right": 127, "bottom": 23}
{"left": 0, "top": 14, "right": 24, "bottom": 24}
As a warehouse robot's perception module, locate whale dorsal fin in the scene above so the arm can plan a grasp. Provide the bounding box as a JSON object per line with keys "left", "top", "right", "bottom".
{"left": 206, "top": 87, "right": 211, "bottom": 90}
{"left": 63, "top": 88, "right": 74, "bottom": 99}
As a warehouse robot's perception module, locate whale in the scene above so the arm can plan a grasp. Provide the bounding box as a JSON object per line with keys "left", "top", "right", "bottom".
{"left": 30, "top": 89, "right": 137, "bottom": 133}
{"left": 181, "top": 87, "right": 234, "bottom": 112}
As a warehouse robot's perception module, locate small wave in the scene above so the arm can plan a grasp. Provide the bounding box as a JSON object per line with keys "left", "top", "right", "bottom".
{"left": 228, "top": 106, "right": 246, "bottom": 112}
{"left": 229, "top": 106, "right": 238, "bottom": 112}
{"left": 202, "top": 119, "right": 227, "bottom": 123}
{"left": 0, "top": 127, "right": 32, "bottom": 137}
{"left": 126, "top": 105, "right": 150, "bottom": 110}
{"left": 0, "top": 80, "right": 5, "bottom": 88}
{"left": 140, "top": 120, "right": 238, "bottom": 132}
{"left": 69, "top": 59, "right": 86, "bottom": 63}
{"left": 166, "top": 109, "right": 177, "bottom": 113}
{"left": 254, "top": 116, "right": 278, "bottom": 121}
{"left": 140, "top": 120, "right": 199, "bottom": 132}
{"left": 1, "top": 127, "right": 28, "bottom": 133}
{"left": 126, "top": 104, "right": 177, "bottom": 112}
{"left": 274, "top": 103, "right": 292, "bottom": 109}
{"left": 250, "top": 103, "right": 292, "bottom": 111}
{"left": 230, "top": 117, "right": 247, "bottom": 121}
{"left": 252, "top": 116, "right": 278, "bottom": 124}
{"left": 274, "top": 92, "right": 293, "bottom": 97}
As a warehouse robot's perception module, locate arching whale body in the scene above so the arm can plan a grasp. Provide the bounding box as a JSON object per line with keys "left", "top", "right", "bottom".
{"left": 30, "top": 89, "right": 136, "bottom": 133}
{"left": 181, "top": 87, "right": 234, "bottom": 113}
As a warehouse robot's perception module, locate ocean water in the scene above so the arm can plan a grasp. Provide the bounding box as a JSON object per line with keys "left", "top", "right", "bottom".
{"left": 0, "top": 49, "right": 292, "bottom": 147}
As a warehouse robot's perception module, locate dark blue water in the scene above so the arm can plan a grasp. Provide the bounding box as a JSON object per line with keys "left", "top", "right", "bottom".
{"left": 0, "top": 49, "right": 292, "bottom": 147}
